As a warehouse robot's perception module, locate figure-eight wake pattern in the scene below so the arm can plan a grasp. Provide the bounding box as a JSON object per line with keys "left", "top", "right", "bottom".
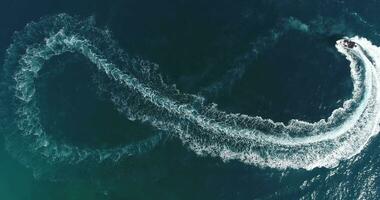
{"left": 3, "top": 14, "right": 380, "bottom": 170}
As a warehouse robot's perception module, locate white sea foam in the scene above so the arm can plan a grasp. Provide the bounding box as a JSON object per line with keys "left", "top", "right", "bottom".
{"left": 3, "top": 14, "right": 380, "bottom": 170}
{"left": 201, "top": 16, "right": 310, "bottom": 96}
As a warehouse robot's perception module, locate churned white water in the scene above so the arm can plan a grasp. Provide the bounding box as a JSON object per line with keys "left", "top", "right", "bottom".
{"left": 5, "top": 14, "right": 380, "bottom": 170}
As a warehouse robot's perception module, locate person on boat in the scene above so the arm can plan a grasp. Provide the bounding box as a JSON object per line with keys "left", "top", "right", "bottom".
{"left": 343, "top": 39, "right": 357, "bottom": 48}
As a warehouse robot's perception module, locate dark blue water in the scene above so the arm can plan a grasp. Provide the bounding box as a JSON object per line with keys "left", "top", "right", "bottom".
{"left": 1, "top": 0, "right": 380, "bottom": 199}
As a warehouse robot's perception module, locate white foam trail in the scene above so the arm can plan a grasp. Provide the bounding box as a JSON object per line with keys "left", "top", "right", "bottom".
{"left": 3, "top": 14, "right": 380, "bottom": 170}
{"left": 201, "top": 16, "right": 310, "bottom": 97}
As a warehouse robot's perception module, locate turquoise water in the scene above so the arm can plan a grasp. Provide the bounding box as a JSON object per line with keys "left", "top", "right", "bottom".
{"left": 1, "top": 0, "right": 380, "bottom": 199}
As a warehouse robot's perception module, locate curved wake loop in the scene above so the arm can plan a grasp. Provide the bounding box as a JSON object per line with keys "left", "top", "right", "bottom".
{"left": 2, "top": 13, "right": 380, "bottom": 171}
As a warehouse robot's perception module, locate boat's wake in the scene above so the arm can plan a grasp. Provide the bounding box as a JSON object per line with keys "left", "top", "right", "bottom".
{"left": 2, "top": 14, "right": 380, "bottom": 172}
